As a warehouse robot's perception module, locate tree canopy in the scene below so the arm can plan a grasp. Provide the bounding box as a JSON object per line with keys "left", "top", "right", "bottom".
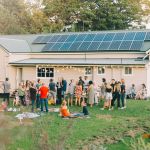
{"left": 0, "top": 0, "right": 150, "bottom": 34}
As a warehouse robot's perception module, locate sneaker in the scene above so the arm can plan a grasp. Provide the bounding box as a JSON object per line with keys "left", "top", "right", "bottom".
{"left": 100, "top": 108, "right": 104, "bottom": 110}
{"left": 118, "top": 107, "right": 122, "bottom": 109}
{"left": 109, "top": 108, "right": 112, "bottom": 111}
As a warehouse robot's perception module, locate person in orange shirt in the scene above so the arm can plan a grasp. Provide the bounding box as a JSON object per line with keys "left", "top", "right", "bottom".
{"left": 60, "top": 100, "right": 70, "bottom": 117}
{"left": 39, "top": 83, "right": 49, "bottom": 112}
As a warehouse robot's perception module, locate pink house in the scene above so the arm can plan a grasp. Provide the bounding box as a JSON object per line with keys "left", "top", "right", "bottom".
{"left": 0, "top": 30, "right": 150, "bottom": 97}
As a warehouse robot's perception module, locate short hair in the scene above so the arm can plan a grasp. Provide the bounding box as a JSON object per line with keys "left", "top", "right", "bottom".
{"left": 102, "top": 78, "right": 106, "bottom": 82}
{"left": 89, "top": 80, "right": 93, "bottom": 85}
{"left": 6, "top": 78, "right": 9, "bottom": 81}
{"left": 50, "top": 79, "right": 53, "bottom": 82}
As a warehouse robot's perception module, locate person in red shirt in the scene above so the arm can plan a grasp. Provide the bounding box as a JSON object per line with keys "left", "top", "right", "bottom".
{"left": 39, "top": 83, "right": 49, "bottom": 112}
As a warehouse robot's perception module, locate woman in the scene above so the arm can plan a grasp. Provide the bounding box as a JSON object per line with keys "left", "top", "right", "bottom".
{"left": 56, "top": 78, "right": 63, "bottom": 104}
{"left": 60, "top": 100, "right": 70, "bottom": 117}
{"left": 101, "top": 83, "right": 112, "bottom": 110}
{"left": 29, "top": 82, "right": 37, "bottom": 112}
{"left": 111, "top": 81, "right": 121, "bottom": 109}
{"left": 87, "top": 81, "right": 94, "bottom": 107}
{"left": 18, "top": 83, "right": 26, "bottom": 106}
{"left": 75, "top": 82, "right": 82, "bottom": 106}
{"left": 120, "top": 79, "right": 126, "bottom": 109}
{"left": 25, "top": 80, "right": 30, "bottom": 106}
{"left": 136, "top": 84, "right": 147, "bottom": 100}
{"left": 67, "top": 79, "right": 75, "bottom": 106}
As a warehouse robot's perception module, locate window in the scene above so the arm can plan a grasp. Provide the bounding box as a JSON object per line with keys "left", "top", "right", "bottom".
{"left": 37, "top": 67, "right": 54, "bottom": 78}
{"left": 98, "top": 67, "right": 105, "bottom": 75}
{"left": 85, "top": 67, "right": 92, "bottom": 75}
{"left": 125, "top": 67, "right": 132, "bottom": 75}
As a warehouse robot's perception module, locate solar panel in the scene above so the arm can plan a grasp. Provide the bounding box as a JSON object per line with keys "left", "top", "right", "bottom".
{"left": 48, "top": 35, "right": 61, "bottom": 42}
{"left": 145, "top": 32, "right": 150, "bottom": 40}
{"left": 57, "top": 35, "right": 69, "bottom": 42}
{"left": 42, "top": 36, "right": 53, "bottom": 43}
{"left": 113, "top": 33, "right": 125, "bottom": 40}
{"left": 59, "top": 42, "right": 72, "bottom": 51}
{"left": 130, "top": 41, "right": 143, "bottom": 50}
{"left": 78, "top": 42, "right": 91, "bottom": 51}
{"left": 93, "top": 33, "right": 105, "bottom": 41}
{"left": 103, "top": 33, "right": 115, "bottom": 41}
{"left": 33, "top": 36, "right": 44, "bottom": 43}
{"left": 68, "top": 42, "right": 82, "bottom": 51}
{"left": 50, "top": 43, "right": 63, "bottom": 50}
{"left": 42, "top": 43, "right": 55, "bottom": 51}
{"left": 75, "top": 34, "right": 87, "bottom": 41}
{"left": 84, "top": 34, "right": 96, "bottom": 41}
{"left": 98, "top": 42, "right": 111, "bottom": 50}
{"left": 119, "top": 41, "right": 132, "bottom": 50}
{"left": 123, "top": 32, "right": 135, "bottom": 40}
{"left": 134, "top": 32, "right": 146, "bottom": 40}
{"left": 88, "top": 42, "right": 101, "bottom": 50}
{"left": 65, "top": 34, "right": 77, "bottom": 42}
{"left": 109, "top": 41, "right": 122, "bottom": 50}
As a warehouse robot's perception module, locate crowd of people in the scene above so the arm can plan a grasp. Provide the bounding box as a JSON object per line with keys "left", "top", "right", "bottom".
{"left": 0, "top": 76, "right": 148, "bottom": 116}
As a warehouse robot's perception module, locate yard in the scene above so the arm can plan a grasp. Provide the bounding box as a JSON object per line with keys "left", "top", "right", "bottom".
{"left": 0, "top": 99, "right": 150, "bottom": 150}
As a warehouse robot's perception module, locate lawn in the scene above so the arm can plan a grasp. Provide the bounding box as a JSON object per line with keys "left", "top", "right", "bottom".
{"left": 0, "top": 99, "right": 150, "bottom": 150}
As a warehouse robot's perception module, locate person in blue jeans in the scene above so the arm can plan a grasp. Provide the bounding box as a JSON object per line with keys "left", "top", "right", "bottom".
{"left": 39, "top": 83, "right": 49, "bottom": 112}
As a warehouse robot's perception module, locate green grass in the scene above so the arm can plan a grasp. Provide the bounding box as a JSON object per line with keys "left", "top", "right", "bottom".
{"left": 1, "top": 99, "right": 150, "bottom": 150}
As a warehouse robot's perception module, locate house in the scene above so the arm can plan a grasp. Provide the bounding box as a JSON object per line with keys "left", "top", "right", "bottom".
{"left": 0, "top": 30, "right": 150, "bottom": 97}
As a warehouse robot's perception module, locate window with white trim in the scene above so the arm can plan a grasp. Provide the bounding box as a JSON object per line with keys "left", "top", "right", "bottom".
{"left": 98, "top": 67, "right": 105, "bottom": 75}
{"left": 85, "top": 67, "right": 92, "bottom": 75}
{"left": 125, "top": 67, "right": 132, "bottom": 75}
{"left": 37, "top": 67, "right": 54, "bottom": 78}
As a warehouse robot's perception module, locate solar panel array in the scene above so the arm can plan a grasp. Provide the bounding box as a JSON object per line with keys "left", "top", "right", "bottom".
{"left": 32, "top": 31, "right": 150, "bottom": 52}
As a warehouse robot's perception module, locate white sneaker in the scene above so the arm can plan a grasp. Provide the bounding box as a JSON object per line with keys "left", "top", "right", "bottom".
{"left": 100, "top": 108, "right": 104, "bottom": 110}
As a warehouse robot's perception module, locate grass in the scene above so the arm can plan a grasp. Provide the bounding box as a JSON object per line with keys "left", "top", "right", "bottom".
{"left": 0, "top": 99, "right": 150, "bottom": 150}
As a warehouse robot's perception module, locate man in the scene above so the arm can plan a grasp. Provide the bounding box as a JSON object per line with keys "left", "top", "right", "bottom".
{"left": 84, "top": 76, "right": 89, "bottom": 93}
{"left": 49, "top": 79, "right": 56, "bottom": 104}
{"left": 62, "top": 77, "right": 67, "bottom": 99}
{"left": 39, "top": 83, "right": 49, "bottom": 112}
{"left": 3, "top": 78, "right": 11, "bottom": 105}
{"left": 36, "top": 78, "right": 42, "bottom": 109}
{"left": 79, "top": 76, "right": 84, "bottom": 90}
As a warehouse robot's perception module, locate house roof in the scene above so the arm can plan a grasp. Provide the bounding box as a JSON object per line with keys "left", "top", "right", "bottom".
{"left": 9, "top": 58, "right": 148, "bottom": 65}
{"left": 0, "top": 29, "right": 150, "bottom": 53}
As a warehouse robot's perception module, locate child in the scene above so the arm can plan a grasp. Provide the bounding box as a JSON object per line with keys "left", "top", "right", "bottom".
{"left": 60, "top": 100, "right": 70, "bottom": 117}
{"left": 13, "top": 96, "right": 20, "bottom": 107}
{"left": 81, "top": 100, "right": 89, "bottom": 116}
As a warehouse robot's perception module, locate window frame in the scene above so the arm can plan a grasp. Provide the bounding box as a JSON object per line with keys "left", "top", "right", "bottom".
{"left": 36, "top": 67, "right": 55, "bottom": 78}
{"left": 84, "top": 67, "right": 92, "bottom": 76}
{"left": 124, "top": 67, "right": 133, "bottom": 75}
{"left": 97, "top": 66, "right": 105, "bottom": 75}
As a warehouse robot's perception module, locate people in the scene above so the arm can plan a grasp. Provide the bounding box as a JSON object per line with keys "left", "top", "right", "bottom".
{"left": 87, "top": 81, "right": 94, "bottom": 107}
{"left": 0, "top": 101, "right": 7, "bottom": 111}
{"left": 29, "top": 82, "right": 37, "bottom": 112}
{"left": 62, "top": 77, "right": 67, "bottom": 99}
{"left": 13, "top": 95, "right": 20, "bottom": 107}
{"left": 75, "top": 82, "right": 82, "bottom": 106}
{"left": 81, "top": 99, "right": 89, "bottom": 116}
{"left": 120, "top": 79, "right": 126, "bottom": 109}
{"left": 101, "top": 83, "right": 112, "bottom": 110}
{"left": 49, "top": 78, "right": 56, "bottom": 104}
{"left": 39, "top": 83, "right": 49, "bottom": 112}
{"left": 18, "top": 83, "right": 26, "bottom": 106}
{"left": 56, "top": 78, "right": 63, "bottom": 104}
{"left": 36, "top": 78, "right": 42, "bottom": 109}
{"left": 60, "top": 100, "right": 70, "bottom": 117}
{"left": 2, "top": 78, "right": 11, "bottom": 105}
{"left": 135, "top": 84, "right": 147, "bottom": 100}
{"left": 111, "top": 81, "right": 121, "bottom": 109}
{"left": 67, "top": 79, "right": 75, "bottom": 106}
{"left": 100, "top": 78, "right": 107, "bottom": 100}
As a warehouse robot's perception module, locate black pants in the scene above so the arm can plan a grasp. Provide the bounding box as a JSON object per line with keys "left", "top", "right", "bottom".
{"left": 19, "top": 96, "right": 26, "bottom": 106}
{"left": 57, "top": 88, "right": 62, "bottom": 104}
{"left": 83, "top": 106, "right": 89, "bottom": 115}
{"left": 3, "top": 93, "right": 10, "bottom": 105}
{"left": 111, "top": 92, "right": 120, "bottom": 108}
